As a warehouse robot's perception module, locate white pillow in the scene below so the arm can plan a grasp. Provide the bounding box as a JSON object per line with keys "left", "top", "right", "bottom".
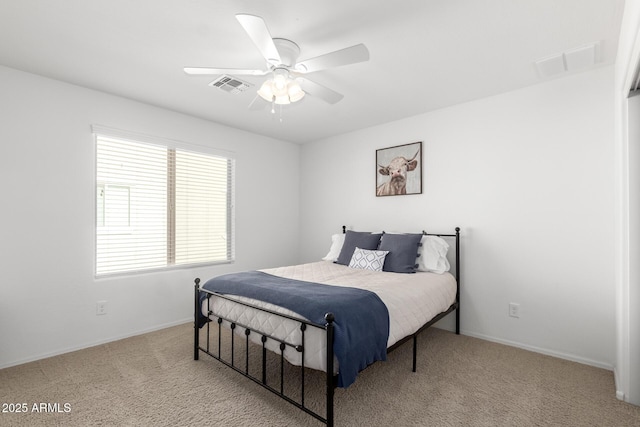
{"left": 417, "top": 235, "right": 450, "bottom": 274}
{"left": 348, "top": 247, "right": 389, "bottom": 271}
{"left": 322, "top": 233, "right": 346, "bottom": 262}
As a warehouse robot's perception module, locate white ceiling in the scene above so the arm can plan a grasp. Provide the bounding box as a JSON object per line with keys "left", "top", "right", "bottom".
{"left": 0, "top": 0, "right": 625, "bottom": 144}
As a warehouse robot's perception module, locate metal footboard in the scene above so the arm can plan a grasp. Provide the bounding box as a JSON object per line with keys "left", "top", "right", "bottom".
{"left": 194, "top": 280, "right": 337, "bottom": 427}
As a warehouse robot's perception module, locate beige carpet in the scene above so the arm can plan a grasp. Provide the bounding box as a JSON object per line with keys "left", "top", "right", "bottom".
{"left": 1, "top": 323, "right": 639, "bottom": 427}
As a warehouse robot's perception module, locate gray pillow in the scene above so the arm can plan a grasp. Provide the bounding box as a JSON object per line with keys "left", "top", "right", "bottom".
{"left": 336, "top": 231, "right": 383, "bottom": 265}
{"left": 378, "top": 233, "right": 422, "bottom": 273}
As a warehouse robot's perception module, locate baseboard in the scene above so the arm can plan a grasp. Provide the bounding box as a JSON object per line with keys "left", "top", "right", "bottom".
{"left": 614, "top": 367, "right": 626, "bottom": 401}
{"left": 461, "top": 330, "right": 614, "bottom": 371}
{"left": 0, "top": 318, "right": 192, "bottom": 370}
{"left": 2, "top": 321, "right": 616, "bottom": 375}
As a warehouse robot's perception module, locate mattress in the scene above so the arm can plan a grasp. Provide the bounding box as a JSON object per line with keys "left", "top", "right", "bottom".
{"left": 201, "top": 260, "right": 457, "bottom": 373}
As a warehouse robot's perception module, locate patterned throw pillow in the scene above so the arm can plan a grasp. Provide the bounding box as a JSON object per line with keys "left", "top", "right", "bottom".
{"left": 348, "top": 247, "right": 389, "bottom": 271}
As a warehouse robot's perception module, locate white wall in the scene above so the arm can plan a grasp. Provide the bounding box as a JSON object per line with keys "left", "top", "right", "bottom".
{"left": 299, "top": 66, "right": 616, "bottom": 369}
{"left": 0, "top": 66, "right": 300, "bottom": 368}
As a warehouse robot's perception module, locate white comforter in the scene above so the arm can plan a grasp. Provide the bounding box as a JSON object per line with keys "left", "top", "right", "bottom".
{"left": 201, "top": 261, "right": 457, "bottom": 373}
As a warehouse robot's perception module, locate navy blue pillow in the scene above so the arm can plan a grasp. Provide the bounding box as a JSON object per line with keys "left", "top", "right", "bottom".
{"left": 378, "top": 233, "right": 422, "bottom": 273}
{"left": 336, "top": 231, "right": 383, "bottom": 266}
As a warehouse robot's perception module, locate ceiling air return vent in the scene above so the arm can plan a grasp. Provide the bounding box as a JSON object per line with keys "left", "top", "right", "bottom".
{"left": 535, "top": 42, "right": 599, "bottom": 79}
{"left": 209, "top": 75, "right": 253, "bottom": 94}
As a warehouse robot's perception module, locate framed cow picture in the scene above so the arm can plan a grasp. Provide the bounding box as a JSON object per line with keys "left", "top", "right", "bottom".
{"left": 376, "top": 141, "right": 422, "bottom": 197}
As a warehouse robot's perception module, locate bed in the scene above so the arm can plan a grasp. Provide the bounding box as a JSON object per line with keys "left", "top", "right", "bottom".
{"left": 194, "top": 227, "right": 460, "bottom": 426}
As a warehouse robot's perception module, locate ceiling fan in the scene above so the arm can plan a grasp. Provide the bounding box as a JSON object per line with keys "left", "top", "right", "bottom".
{"left": 184, "top": 14, "right": 370, "bottom": 106}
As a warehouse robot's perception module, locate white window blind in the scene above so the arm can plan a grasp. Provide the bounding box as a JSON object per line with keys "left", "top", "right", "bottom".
{"left": 95, "top": 132, "right": 235, "bottom": 276}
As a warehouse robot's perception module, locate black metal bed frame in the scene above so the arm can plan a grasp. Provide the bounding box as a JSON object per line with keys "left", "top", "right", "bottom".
{"left": 194, "top": 227, "right": 460, "bottom": 427}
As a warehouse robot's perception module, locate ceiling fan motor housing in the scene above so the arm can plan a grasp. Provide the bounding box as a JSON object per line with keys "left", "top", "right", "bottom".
{"left": 272, "top": 38, "right": 301, "bottom": 68}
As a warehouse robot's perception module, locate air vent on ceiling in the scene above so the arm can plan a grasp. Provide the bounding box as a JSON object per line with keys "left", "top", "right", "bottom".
{"left": 209, "top": 75, "right": 253, "bottom": 94}
{"left": 535, "top": 42, "right": 599, "bottom": 79}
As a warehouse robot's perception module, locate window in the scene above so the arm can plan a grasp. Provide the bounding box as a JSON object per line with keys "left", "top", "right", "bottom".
{"left": 94, "top": 130, "right": 234, "bottom": 276}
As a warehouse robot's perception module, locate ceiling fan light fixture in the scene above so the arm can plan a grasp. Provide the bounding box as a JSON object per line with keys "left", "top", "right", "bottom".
{"left": 287, "top": 80, "right": 305, "bottom": 102}
{"left": 257, "top": 80, "right": 275, "bottom": 101}
{"left": 273, "top": 69, "right": 288, "bottom": 89}
{"left": 257, "top": 71, "right": 305, "bottom": 105}
{"left": 274, "top": 94, "right": 291, "bottom": 105}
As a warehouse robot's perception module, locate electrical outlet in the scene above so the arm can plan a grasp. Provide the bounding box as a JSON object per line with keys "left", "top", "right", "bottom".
{"left": 96, "top": 301, "right": 108, "bottom": 315}
{"left": 509, "top": 303, "right": 520, "bottom": 318}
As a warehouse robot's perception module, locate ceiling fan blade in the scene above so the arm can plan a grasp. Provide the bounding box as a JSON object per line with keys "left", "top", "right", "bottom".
{"left": 295, "top": 44, "right": 369, "bottom": 73}
{"left": 184, "top": 67, "right": 269, "bottom": 76}
{"left": 248, "top": 95, "right": 269, "bottom": 111}
{"left": 235, "top": 14, "right": 282, "bottom": 65}
{"left": 298, "top": 78, "right": 344, "bottom": 104}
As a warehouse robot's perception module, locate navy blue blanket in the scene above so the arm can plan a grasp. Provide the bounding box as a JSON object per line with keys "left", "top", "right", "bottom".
{"left": 200, "top": 271, "right": 390, "bottom": 388}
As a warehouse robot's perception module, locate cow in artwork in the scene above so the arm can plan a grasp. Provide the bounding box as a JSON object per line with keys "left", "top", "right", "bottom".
{"left": 376, "top": 149, "right": 420, "bottom": 196}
